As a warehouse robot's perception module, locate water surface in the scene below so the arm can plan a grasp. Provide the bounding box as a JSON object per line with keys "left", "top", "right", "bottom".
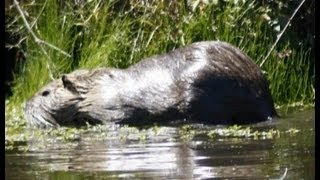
{"left": 5, "top": 108, "right": 314, "bottom": 179}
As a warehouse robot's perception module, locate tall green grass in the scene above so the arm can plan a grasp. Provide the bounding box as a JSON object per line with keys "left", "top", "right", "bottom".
{"left": 6, "top": 0, "right": 314, "bottom": 122}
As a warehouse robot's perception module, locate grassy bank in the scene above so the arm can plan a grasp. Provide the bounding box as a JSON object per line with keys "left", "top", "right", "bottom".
{"left": 5, "top": 0, "right": 314, "bottom": 129}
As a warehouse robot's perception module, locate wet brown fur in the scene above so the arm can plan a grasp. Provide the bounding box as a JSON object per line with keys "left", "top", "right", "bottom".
{"left": 24, "top": 41, "right": 277, "bottom": 128}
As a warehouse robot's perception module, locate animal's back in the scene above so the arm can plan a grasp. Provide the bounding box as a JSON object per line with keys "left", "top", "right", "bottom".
{"left": 122, "top": 41, "right": 277, "bottom": 124}
{"left": 180, "top": 41, "right": 277, "bottom": 124}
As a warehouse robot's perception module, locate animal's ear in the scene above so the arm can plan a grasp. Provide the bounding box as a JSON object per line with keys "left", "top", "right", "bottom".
{"left": 62, "top": 75, "right": 79, "bottom": 94}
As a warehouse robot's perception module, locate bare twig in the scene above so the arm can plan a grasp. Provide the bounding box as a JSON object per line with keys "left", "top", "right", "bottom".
{"left": 14, "top": 0, "right": 54, "bottom": 80}
{"left": 13, "top": 0, "right": 72, "bottom": 80}
{"left": 260, "top": 0, "right": 306, "bottom": 67}
{"left": 13, "top": 0, "right": 71, "bottom": 58}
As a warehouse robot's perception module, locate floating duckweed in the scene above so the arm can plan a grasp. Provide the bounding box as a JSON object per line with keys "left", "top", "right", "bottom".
{"left": 150, "top": 125, "right": 161, "bottom": 135}
{"left": 206, "top": 126, "right": 281, "bottom": 140}
{"left": 286, "top": 128, "right": 300, "bottom": 135}
{"left": 179, "top": 125, "right": 196, "bottom": 141}
{"left": 6, "top": 104, "right": 306, "bottom": 152}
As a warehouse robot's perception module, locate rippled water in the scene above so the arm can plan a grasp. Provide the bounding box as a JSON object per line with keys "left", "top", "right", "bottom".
{"left": 5, "top": 108, "right": 314, "bottom": 179}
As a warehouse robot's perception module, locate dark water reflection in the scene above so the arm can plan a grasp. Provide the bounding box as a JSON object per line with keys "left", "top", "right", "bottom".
{"left": 5, "top": 108, "right": 314, "bottom": 179}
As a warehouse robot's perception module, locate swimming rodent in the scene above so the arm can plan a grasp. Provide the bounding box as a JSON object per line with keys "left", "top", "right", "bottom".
{"left": 23, "top": 41, "right": 277, "bottom": 128}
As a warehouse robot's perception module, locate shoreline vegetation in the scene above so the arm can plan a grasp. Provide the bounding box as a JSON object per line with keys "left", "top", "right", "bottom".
{"left": 5, "top": 0, "right": 314, "bottom": 143}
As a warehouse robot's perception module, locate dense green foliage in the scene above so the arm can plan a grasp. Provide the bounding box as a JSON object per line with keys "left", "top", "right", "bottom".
{"left": 5, "top": 0, "right": 314, "bottom": 127}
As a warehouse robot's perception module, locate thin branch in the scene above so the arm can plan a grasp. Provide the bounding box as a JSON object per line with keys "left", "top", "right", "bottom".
{"left": 13, "top": 0, "right": 54, "bottom": 80}
{"left": 13, "top": 0, "right": 39, "bottom": 45}
{"left": 260, "top": 0, "right": 306, "bottom": 67}
{"left": 13, "top": 0, "right": 72, "bottom": 80}
{"left": 14, "top": 0, "right": 71, "bottom": 58}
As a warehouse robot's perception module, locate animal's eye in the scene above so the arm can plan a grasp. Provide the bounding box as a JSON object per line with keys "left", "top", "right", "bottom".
{"left": 42, "top": 90, "right": 50, "bottom": 96}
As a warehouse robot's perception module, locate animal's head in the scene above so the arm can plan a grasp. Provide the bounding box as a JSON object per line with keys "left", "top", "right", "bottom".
{"left": 23, "top": 71, "right": 90, "bottom": 128}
